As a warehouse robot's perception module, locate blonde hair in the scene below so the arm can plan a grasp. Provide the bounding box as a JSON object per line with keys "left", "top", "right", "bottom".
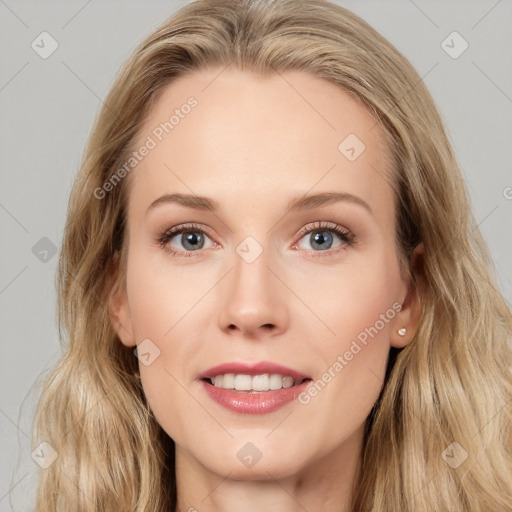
{"left": 32, "top": 0, "right": 512, "bottom": 510}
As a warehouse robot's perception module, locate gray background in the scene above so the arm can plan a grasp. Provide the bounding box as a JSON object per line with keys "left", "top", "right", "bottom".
{"left": 1, "top": 0, "right": 511, "bottom": 509}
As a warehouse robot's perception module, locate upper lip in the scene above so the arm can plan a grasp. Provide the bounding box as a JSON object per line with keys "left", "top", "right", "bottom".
{"left": 198, "top": 361, "right": 311, "bottom": 381}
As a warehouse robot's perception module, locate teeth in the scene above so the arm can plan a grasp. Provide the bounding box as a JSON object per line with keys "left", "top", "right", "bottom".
{"left": 282, "top": 376, "right": 294, "bottom": 388}
{"left": 209, "top": 373, "right": 304, "bottom": 391}
{"left": 252, "top": 374, "right": 270, "bottom": 391}
{"left": 234, "top": 374, "right": 252, "bottom": 391}
{"left": 222, "top": 374, "right": 235, "bottom": 389}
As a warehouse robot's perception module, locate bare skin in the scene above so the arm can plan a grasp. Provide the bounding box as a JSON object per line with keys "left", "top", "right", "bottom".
{"left": 109, "top": 66, "right": 422, "bottom": 512}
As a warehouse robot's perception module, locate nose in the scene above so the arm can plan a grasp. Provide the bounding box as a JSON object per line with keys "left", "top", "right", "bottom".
{"left": 217, "top": 247, "right": 289, "bottom": 339}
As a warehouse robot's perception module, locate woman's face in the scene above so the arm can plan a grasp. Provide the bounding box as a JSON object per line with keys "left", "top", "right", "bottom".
{"left": 110, "top": 67, "right": 419, "bottom": 480}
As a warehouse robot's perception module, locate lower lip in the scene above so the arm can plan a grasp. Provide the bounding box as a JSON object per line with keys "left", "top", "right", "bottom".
{"left": 201, "top": 379, "right": 311, "bottom": 414}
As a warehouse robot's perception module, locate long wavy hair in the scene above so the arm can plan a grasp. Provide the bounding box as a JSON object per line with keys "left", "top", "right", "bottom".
{"left": 32, "top": 0, "right": 512, "bottom": 510}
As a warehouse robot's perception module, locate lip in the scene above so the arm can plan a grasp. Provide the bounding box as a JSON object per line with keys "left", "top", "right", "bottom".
{"left": 198, "top": 361, "right": 312, "bottom": 415}
{"left": 198, "top": 361, "right": 310, "bottom": 381}
{"left": 201, "top": 379, "right": 311, "bottom": 414}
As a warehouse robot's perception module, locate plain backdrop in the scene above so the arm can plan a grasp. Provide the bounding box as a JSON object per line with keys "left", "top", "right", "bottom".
{"left": 1, "top": 0, "right": 511, "bottom": 509}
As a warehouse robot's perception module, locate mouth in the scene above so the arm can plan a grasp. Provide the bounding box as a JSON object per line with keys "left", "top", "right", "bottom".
{"left": 198, "top": 361, "right": 313, "bottom": 414}
{"left": 202, "top": 373, "right": 312, "bottom": 393}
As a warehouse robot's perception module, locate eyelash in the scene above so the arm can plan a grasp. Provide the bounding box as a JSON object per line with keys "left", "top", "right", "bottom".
{"left": 156, "top": 221, "right": 356, "bottom": 258}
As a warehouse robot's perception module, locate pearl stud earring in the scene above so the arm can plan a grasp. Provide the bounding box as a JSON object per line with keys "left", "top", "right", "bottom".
{"left": 397, "top": 328, "right": 407, "bottom": 336}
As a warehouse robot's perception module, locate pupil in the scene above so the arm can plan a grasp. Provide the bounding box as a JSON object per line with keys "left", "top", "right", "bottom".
{"left": 183, "top": 232, "right": 204, "bottom": 250}
{"left": 312, "top": 231, "right": 332, "bottom": 250}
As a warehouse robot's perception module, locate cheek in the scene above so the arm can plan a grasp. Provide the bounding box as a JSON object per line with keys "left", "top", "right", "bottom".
{"left": 129, "top": 290, "right": 198, "bottom": 445}
{"left": 291, "top": 253, "right": 399, "bottom": 422}
{"left": 125, "top": 246, "right": 209, "bottom": 340}
{"left": 294, "top": 294, "right": 395, "bottom": 454}
{"left": 285, "top": 246, "right": 400, "bottom": 343}
{"left": 124, "top": 251, "right": 216, "bottom": 441}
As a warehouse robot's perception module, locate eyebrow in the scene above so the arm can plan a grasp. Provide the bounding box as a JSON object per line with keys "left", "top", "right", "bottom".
{"left": 147, "top": 192, "right": 373, "bottom": 215}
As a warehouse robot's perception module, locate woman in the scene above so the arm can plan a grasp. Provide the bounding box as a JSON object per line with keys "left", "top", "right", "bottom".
{"left": 32, "top": 0, "right": 512, "bottom": 510}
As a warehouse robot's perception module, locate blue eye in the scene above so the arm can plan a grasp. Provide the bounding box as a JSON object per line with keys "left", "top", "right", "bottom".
{"left": 157, "top": 221, "right": 355, "bottom": 257}
{"left": 158, "top": 223, "right": 216, "bottom": 257}
{"left": 293, "top": 221, "right": 355, "bottom": 254}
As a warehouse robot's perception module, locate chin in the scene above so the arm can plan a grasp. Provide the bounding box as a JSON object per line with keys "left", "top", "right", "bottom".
{"left": 196, "top": 448, "right": 306, "bottom": 480}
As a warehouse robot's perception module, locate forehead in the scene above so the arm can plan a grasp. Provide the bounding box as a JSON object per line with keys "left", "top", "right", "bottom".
{"left": 126, "top": 67, "right": 395, "bottom": 224}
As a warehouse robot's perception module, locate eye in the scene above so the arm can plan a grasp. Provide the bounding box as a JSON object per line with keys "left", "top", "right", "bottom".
{"left": 292, "top": 221, "right": 355, "bottom": 254}
{"left": 157, "top": 223, "right": 218, "bottom": 257}
{"left": 157, "top": 221, "right": 356, "bottom": 258}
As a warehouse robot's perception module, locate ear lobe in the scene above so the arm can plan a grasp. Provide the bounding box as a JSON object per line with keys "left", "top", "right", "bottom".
{"left": 107, "top": 253, "right": 136, "bottom": 347}
{"left": 390, "top": 243, "right": 424, "bottom": 349}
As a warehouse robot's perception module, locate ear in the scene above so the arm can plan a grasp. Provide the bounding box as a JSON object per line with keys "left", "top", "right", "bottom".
{"left": 107, "top": 252, "right": 136, "bottom": 347}
{"left": 390, "top": 243, "right": 424, "bottom": 349}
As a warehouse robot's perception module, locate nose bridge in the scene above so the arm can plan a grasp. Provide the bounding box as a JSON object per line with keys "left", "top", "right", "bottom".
{"left": 218, "top": 237, "right": 289, "bottom": 336}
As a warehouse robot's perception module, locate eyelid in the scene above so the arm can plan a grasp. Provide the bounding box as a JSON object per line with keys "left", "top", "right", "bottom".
{"left": 161, "top": 222, "right": 214, "bottom": 240}
{"left": 294, "top": 220, "right": 353, "bottom": 241}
